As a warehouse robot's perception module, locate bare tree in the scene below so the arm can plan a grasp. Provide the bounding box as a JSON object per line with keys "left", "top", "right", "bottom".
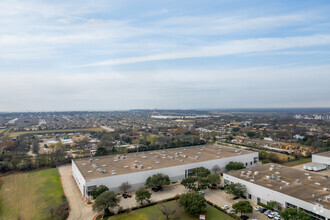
{"left": 159, "top": 203, "right": 176, "bottom": 220}
{"left": 119, "top": 181, "right": 132, "bottom": 193}
{"left": 211, "top": 165, "right": 221, "bottom": 174}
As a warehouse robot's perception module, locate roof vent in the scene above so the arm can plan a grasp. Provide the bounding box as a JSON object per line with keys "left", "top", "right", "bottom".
{"left": 102, "top": 164, "right": 107, "bottom": 167}
{"left": 315, "top": 182, "right": 321, "bottom": 186}
{"left": 279, "top": 186, "right": 282, "bottom": 190}
{"left": 82, "top": 163, "right": 86, "bottom": 166}
{"left": 114, "top": 160, "right": 118, "bottom": 162}
{"left": 155, "top": 161, "right": 160, "bottom": 164}
{"left": 147, "top": 167, "right": 152, "bottom": 169}
{"left": 88, "top": 170, "right": 93, "bottom": 173}
{"left": 142, "top": 156, "right": 147, "bottom": 159}
{"left": 124, "top": 165, "right": 129, "bottom": 168}
{"left": 135, "top": 160, "right": 139, "bottom": 163}
{"left": 250, "top": 179, "right": 255, "bottom": 182}
{"left": 304, "top": 173, "right": 310, "bottom": 176}
{"left": 155, "top": 155, "right": 159, "bottom": 158}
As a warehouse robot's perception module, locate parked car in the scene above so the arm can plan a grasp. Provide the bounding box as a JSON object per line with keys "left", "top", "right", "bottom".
{"left": 229, "top": 210, "right": 236, "bottom": 214}
{"left": 152, "top": 186, "right": 164, "bottom": 192}
{"left": 264, "top": 210, "right": 271, "bottom": 215}
{"left": 254, "top": 206, "right": 261, "bottom": 211}
{"left": 198, "top": 190, "right": 205, "bottom": 195}
{"left": 268, "top": 212, "right": 275, "bottom": 219}
{"left": 233, "top": 196, "right": 239, "bottom": 200}
{"left": 274, "top": 215, "right": 281, "bottom": 220}
{"left": 259, "top": 207, "right": 267, "bottom": 213}
{"left": 221, "top": 205, "right": 229, "bottom": 210}
{"left": 146, "top": 199, "right": 153, "bottom": 204}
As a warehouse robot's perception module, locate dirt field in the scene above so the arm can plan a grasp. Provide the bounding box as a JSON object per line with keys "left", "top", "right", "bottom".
{"left": 8, "top": 127, "right": 107, "bottom": 138}
{"left": 0, "top": 169, "right": 64, "bottom": 220}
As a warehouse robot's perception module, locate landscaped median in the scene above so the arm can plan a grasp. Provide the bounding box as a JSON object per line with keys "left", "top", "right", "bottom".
{"left": 93, "top": 197, "right": 234, "bottom": 220}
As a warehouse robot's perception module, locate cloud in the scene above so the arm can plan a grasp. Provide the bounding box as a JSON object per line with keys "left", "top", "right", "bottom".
{"left": 84, "top": 34, "right": 330, "bottom": 66}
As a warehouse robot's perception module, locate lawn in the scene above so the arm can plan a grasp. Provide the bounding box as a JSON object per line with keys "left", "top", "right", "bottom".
{"left": 8, "top": 127, "right": 107, "bottom": 138}
{"left": 283, "top": 157, "right": 312, "bottom": 167}
{"left": 0, "top": 168, "right": 65, "bottom": 220}
{"left": 97, "top": 200, "right": 234, "bottom": 220}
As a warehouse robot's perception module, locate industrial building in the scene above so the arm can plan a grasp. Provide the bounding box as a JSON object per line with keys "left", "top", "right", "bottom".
{"left": 223, "top": 163, "right": 330, "bottom": 220}
{"left": 72, "top": 145, "right": 258, "bottom": 198}
{"left": 313, "top": 152, "right": 330, "bottom": 169}
{"left": 303, "top": 151, "right": 330, "bottom": 172}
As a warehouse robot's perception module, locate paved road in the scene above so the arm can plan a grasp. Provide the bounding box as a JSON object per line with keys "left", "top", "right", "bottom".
{"left": 204, "top": 189, "right": 268, "bottom": 220}
{"left": 58, "top": 165, "right": 94, "bottom": 220}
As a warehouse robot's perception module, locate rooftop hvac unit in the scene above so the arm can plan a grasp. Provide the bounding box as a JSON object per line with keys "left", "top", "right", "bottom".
{"left": 304, "top": 173, "right": 310, "bottom": 176}
{"left": 82, "top": 163, "right": 86, "bottom": 166}
{"left": 133, "top": 164, "right": 138, "bottom": 168}
{"left": 254, "top": 171, "right": 259, "bottom": 175}
{"left": 195, "top": 156, "right": 199, "bottom": 160}
{"left": 323, "top": 175, "right": 328, "bottom": 179}
{"left": 286, "top": 182, "right": 290, "bottom": 185}
{"left": 183, "top": 155, "right": 187, "bottom": 158}
{"left": 264, "top": 175, "right": 270, "bottom": 180}
{"left": 122, "top": 155, "right": 126, "bottom": 159}
{"left": 217, "top": 152, "right": 221, "bottom": 155}
{"left": 150, "top": 152, "right": 153, "bottom": 155}
{"left": 323, "top": 187, "right": 329, "bottom": 191}
{"left": 124, "top": 165, "right": 129, "bottom": 168}
{"left": 134, "top": 160, "right": 139, "bottom": 163}
{"left": 102, "top": 164, "right": 106, "bottom": 167}
{"left": 155, "top": 155, "right": 159, "bottom": 158}
{"left": 88, "top": 170, "right": 93, "bottom": 173}
{"left": 279, "top": 187, "right": 282, "bottom": 190}
{"left": 179, "top": 152, "right": 183, "bottom": 154}
{"left": 140, "top": 165, "right": 144, "bottom": 169}
{"left": 170, "top": 157, "right": 174, "bottom": 159}
{"left": 89, "top": 158, "right": 93, "bottom": 163}
{"left": 277, "top": 176, "right": 281, "bottom": 180}
{"left": 275, "top": 172, "right": 280, "bottom": 174}
{"left": 216, "top": 156, "right": 220, "bottom": 159}
{"left": 92, "top": 164, "right": 98, "bottom": 168}
{"left": 155, "top": 161, "right": 160, "bottom": 164}
{"left": 296, "top": 179, "right": 301, "bottom": 184}
{"left": 175, "top": 153, "right": 179, "bottom": 155}
{"left": 235, "top": 150, "right": 239, "bottom": 153}
{"left": 142, "top": 156, "right": 147, "bottom": 159}
{"left": 114, "top": 160, "right": 118, "bottom": 162}
{"left": 269, "top": 167, "right": 274, "bottom": 171}
{"left": 147, "top": 167, "right": 152, "bottom": 169}
{"left": 325, "top": 195, "right": 330, "bottom": 201}
{"left": 308, "top": 176, "right": 313, "bottom": 179}
{"left": 117, "top": 155, "right": 120, "bottom": 159}
{"left": 100, "top": 170, "right": 107, "bottom": 174}
{"left": 241, "top": 171, "right": 246, "bottom": 175}
{"left": 315, "top": 182, "right": 321, "bottom": 186}
{"left": 111, "top": 170, "right": 116, "bottom": 175}
{"left": 250, "top": 179, "right": 255, "bottom": 182}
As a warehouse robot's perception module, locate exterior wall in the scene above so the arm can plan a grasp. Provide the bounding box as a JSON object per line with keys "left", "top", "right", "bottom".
{"left": 80, "top": 152, "right": 258, "bottom": 195}
{"left": 72, "top": 160, "right": 86, "bottom": 196}
{"left": 313, "top": 155, "right": 330, "bottom": 168}
{"left": 223, "top": 174, "right": 330, "bottom": 220}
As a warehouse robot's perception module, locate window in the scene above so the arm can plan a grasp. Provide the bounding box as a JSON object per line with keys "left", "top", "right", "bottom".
{"left": 250, "top": 162, "right": 252, "bottom": 165}
{"left": 257, "top": 197, "right": 260, "bottom": 203}
{"left": 248, "top": 194, "right": 251, "bottom": 199}
{"left": 245, "top": 163, "right": 248, "bottom": 166}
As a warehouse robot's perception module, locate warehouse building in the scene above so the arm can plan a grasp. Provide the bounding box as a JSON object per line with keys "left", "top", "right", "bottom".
{"left": 223, "top": 163, "right": 330, "bottom": 220}
{"left": 313, "top": 152, "right": 330, "bottom": 169}
{"left": 72, "top": 145, "right": 258, "bottom": 198}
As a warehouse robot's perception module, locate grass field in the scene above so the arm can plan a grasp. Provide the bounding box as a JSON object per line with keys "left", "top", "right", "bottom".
{"left": 0, "top": 129, "right": 6, "bottom": 134}
{"left": 0, "top": 168, "right": 65, "bottom": 220}
{"left": 283, "top": 157, "right": 312, "bottom": 167}
{"left": 8, "top": 127, "right": 107, "bottom": 138}
{"left": 98, "top": 200, "right": 234, "bottom": 220}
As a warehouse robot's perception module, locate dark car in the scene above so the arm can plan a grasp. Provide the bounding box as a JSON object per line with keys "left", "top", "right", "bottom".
{"left": 240, "top": 215, "right": 249, "bottom": 220}
{"left": 233, "top": 196, "right": 239, "bottom": 200}
{"left": 259, "top": 207, "right": 267, "bottom": 213}
{"left": 122, "top": 193, "right": 128, "bottom": 199}
{"left": 152, "top": 187, "right": 158, "bottom": 192}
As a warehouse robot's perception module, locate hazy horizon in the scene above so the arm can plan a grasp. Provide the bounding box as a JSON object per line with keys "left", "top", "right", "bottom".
{"left": 1, "top": 0, "right": 330, "bottom": 111}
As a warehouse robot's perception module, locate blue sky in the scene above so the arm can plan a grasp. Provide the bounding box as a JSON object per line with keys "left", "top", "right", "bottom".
{"left": 1, "top": 0, "right": 330, "bottom": 111}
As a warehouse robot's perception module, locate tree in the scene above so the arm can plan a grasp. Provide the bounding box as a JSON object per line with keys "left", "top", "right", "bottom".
{"left": 159, "top": 203, "right": 176, "bottom": 220}
{"left": 181, "top": 176, "right": 209, "bottom": 191}
{"left": 232, "top": 201, "right": 253, "bottom": 216}
{"left": 92, "top": 191, "right": 120, "bottom": 217}
{"left": 95, "top": 146, "right": 107, "bottom": 156}
{"left": 146, "top": 173, "right": 170, "bottom": 188}
{"left": 225, "top": 162, "right": 245, "bottom": 171}
{"left": 135, "top": 188, "right": 151, "bottom": 204}
{"left": 280, "top": 207, "right": 312, "bottom": 220}
{"left": 179, "top": 193, "right": 206, "bottom": 216}
{"left": 224, "top": 183, "right": 247, "bottom": 198}
{"left": 32, "top": 140, "right": 39, "bottom": 154}
{"left": 207, "top": 174, "right": 220, "bottom": 188}
{"left": 192, "top": 167, "right": 211, "bottom": 177}
{"left": 211, "top": 165, "right": 221, "bottom": 174}
{"left": 91, "top": 185, "right": 109, "bottom": 199}
{"left": 247, "top": 131, "right": 255, "bottom": 138}
{"left": 119, "top": 181, "right": 132, "bottom": 193}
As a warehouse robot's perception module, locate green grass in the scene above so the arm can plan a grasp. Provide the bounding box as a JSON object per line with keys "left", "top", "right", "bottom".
{"left": 8, "top": 127, "right": 107, "bottom": 138}
{"left": 0, "top": 168, "right": 65, "bottom": 220}
{"left": 97, "top": 200, "right": 234, "bottom": 220}
{"left": 283, "top": 158, "right": 312, "bottom": 167}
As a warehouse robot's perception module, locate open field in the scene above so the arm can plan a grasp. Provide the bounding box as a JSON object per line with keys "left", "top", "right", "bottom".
{"left": 0, "top": 168, "right": 65, "bottom": 220}
{"left": 283, "top": 157, "right": 312, "bottom": 167}
{"left": 0, "top": 129, "right": 6, "bottom": 134}
{"left": 8, "top": 127, "right": 107, "bottom": 138}
{"left": 97, "top": 200, "right": 234, "bottom": 220}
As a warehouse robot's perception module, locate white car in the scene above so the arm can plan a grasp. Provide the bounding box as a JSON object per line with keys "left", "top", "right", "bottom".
{"left": 268, "top": 212, "right": 275, "bottom": 218}
{"left": 229, "top": 210, "right": 236, "bottom": 214}
{"left": 254, "top": 206, "right": 261, "bottom": 211}
{"left": 274, "top": 215, "right": 281, "bottom": 220}
{"left": 221, "top": 205, "right": 229, "bottom": 210}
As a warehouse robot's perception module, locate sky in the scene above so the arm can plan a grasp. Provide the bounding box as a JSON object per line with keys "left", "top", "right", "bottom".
{"left": 1, "top": 0, "right": 330, "bottom": 111}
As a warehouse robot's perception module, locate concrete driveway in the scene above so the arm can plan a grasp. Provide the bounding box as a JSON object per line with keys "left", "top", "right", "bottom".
{"left": 204, "top": 189, "right": 268, "bottom": 220}
{"left": 58, "top": 165, "right": 94, "bottom": 220}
